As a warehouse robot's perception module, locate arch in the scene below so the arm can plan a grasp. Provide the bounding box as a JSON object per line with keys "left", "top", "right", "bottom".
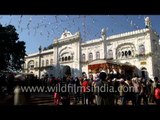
{"left": 63, "top": 65, "right": 71, "bottom": 76}
{"left": 65, "top": 56, "right": 67, "bottom": 61}
{"left": 116, "top": 43, "right": 136, "bottom": 51}
{"left": 59, "top": 46, "right": 72, "bottom": 56}
{"left": 141, "top": 67, "right": 148, "bottom": 79}
{"left": 125, "top": 51, "right": 128, "bottom": 57}
{"left": 28, "top": 60, "right": 34, "bottom": 69}
{"left": 107, "top": 49, "right": 113, "bottom": 59}
{"left": 59, "top": 47, "right": 74, "bottom": 62}
{"left": 116, "top": 43, "right": 136, "bottom": 59}
{"left": 46, "top": 59, "right": 49, "bottom": 66}
{"left": 122, "top": 51, "right": 125, "bottom": 57}
{"left": 88, "top": 52, "right": 93, "bottom": 62}
{"left": 42, "top": 60, "right": 44, "bottom": 67}
{"left": 62, "top": 57, "right": 64, "bottom": 61}
{"left": 35, "top": 61, "right": 38, "bottom": 67}
{"left": 82, "top": 53, "right": 86, "bottom": 62}
{"left": 141, "top": 67, "right": 147, "bottom": 71}
{"left": 139, "top": 44, "right": 145, "bottom": 55}
{"left": 68, "top": 56, "right": 71, "bottom": 61}
{"left": 128, "top": 50, "right": 131, "bottom": 56}
{"left": 96, "top": 51, "right": 100, "bottom": 59}
{"left": 61, "top": 52, "right": 70, "bottom": 56}
{"left": 50, "top": 59, "right": 53, "bottom": 65}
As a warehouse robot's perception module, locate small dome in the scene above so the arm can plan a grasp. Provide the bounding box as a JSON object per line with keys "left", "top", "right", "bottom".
{"left": 60, "top": 30, "right": 72, "bottom": 39}
{"left": 101, "top": 28, "right": 106, "bottom": 35}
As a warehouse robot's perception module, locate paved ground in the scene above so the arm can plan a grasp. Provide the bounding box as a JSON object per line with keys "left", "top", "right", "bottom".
{"left": 0, "top": 93, "right": 156, "bottom": 105}
{"left": 28, "top": 93, "right": 156, "bottom": 105}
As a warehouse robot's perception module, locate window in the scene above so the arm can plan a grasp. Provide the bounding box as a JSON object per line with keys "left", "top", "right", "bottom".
{"left": 28, "top": 60, "right": 34, "bottom": 70}
{"left": 82, "top": 54, "right": 85, "bottom": 62}
{"left": 125, "top": 51, "right": 128, "bottom": 57}
{"left": 35, "top": 61, "right": 38, "bottom": 67}
{"left": 88, "top": 53, "right": 93, "bottom": 61}
{"left": 50, "top": 59, "right": 53, "bottom": 65}
{"left": 62, "top": 57, "right": 64, "bottom": 61}
{"left": 96, "top": 51, "right": 100, "bottom": 59}
{"left": 65, "top": 56, "right": 67, "bottom": 61}
{"left": 116, "top": 44, "right": 135, "bottom": 59}
{"left": 107, "top": 49, "right": 113, "bottom": 59}
{"left": 139, "top": 45, "right": 145, "bottom": 55}
{"left": 128, "top": 50, "right": 131, "bottom": 56}
{"left": 42, "top": 60, "right": 44, "bottom": 67}
{"left": 46, "top": 59, "right": 49, "bottom": 66}
{"left": 68, "top": 56, "right": 71, "bottom": 61}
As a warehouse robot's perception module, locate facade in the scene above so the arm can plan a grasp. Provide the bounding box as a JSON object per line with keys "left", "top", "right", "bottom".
{"left": 23, "top": 18, "right": 160, "bottom": 80}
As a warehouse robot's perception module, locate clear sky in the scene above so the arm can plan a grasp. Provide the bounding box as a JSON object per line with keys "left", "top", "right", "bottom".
{"left": 0, "top": 15, "right": 160, "bottom": 55}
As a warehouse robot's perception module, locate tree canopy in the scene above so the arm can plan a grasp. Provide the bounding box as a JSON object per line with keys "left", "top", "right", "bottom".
{"left": 43, "top": 44, "right": 53, "bottom": 51}
{"left": 0, "top": 24, "right": 26, "bottom": 72}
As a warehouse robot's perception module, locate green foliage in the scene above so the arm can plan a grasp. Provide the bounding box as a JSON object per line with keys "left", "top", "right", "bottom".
{"left": 43, "top": 44, "right": 53, "bottom": 51}
{"left": 0, "top": 24, "right": 26, "bottom": 72}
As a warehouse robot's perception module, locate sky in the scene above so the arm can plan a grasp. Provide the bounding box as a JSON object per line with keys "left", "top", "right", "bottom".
{"left": 0, "top": 15, "right": 160, "bottom": 55}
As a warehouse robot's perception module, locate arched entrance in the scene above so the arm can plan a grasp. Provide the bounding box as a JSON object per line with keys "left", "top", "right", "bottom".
{"left": 63, "top": 65, "right": 71, "bottom": 77}
{"left": 141, "top": 67, "right": 148, "bottom": 79}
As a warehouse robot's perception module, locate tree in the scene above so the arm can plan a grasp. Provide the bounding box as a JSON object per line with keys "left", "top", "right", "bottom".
{"left": 43, "top": 44, "right": 53, "bottom": 51}
{"left": 0, "top": 24, "right": 26, "bottom": 72}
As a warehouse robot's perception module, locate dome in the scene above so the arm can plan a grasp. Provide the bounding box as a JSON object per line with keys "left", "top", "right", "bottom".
{"left": 60, "top": 30, "right": 72, "bottom": 39}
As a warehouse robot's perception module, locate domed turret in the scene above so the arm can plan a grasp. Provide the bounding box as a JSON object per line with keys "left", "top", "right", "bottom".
{"left": 101, "top": 28, "right": 107, "bottom": 40}
{"left": 145, "top": 16, "right": 151, "bottom": 28}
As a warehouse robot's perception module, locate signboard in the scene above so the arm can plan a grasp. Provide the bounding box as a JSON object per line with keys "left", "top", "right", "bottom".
{"left": 140, "top": 61, "right": 147, "bottom": 65}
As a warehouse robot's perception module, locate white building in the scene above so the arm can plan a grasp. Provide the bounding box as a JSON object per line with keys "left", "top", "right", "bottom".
{"left": 23, "top": 17, "right": 160, "bottom": 80}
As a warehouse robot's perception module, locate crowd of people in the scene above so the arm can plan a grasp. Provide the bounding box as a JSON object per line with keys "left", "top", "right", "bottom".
{"left": 0, "top": 71, "right": 160, "bottom": 106}
{"left": 42, "top": 71, "right": 160, "bottom": 106}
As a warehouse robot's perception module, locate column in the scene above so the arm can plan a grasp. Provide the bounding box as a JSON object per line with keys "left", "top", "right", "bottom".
{"left": 38, "top": 45, "right": 42, "bottom": 79}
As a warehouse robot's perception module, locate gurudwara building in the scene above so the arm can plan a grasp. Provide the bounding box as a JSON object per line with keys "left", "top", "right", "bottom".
{"left": 23, "top": 17, "right": 160, "bottom": 80}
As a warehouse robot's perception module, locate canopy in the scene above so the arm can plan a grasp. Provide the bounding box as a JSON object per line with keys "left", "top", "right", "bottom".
{"left": 89, "top": 59, "right": 107, "bottom": 65}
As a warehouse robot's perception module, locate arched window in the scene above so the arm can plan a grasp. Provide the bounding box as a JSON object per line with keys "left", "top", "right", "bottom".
{"left": 139, "top": 44, "right": 145, "bottom": 55}
{"left": 50, "top": 59, "right": 53, "bottom": 65}
{"left": 42, "top": 60, "right": 44, "bottom": 67}
{"left": 122, "top": 51, "right": 124, "bottom": 57}
{"left": 125, "top": 51, "right": 128, "bottom": 57}
{"left": 88, "top": 52, "right": 93, "bottom": 61}
{"left": 141, "top": 67, "right": 147, "bottom": 79}
{"left": 128, "top": 50, "right": 131, "bottom": 56}
{"left": 46, "top": 59, "right": 49, "bottom": 66}
{"left": 65, "top": 56, "right": 67, "bottom": 61}
{"left": 96, "top": 51, "right": 100, "bottom": 59}
{"left": 82, "top": 54, "right": 85, "bottom": 62}
{"left": 28, "top": 60, "right": 34, "bottom": 69}
{"left": 107, "top": 49, "right": 113, "bottom": 59}
{"left": 68, "top": 56, "right": 71, "bottom": 61}
{"left": 35, "top": 61, "right": 38, "bottom": 67}
{"left": 62, "top": 57, "right": 64, "bottom": 61}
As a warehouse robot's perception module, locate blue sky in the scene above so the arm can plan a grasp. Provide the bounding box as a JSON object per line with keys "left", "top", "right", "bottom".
{"left": 0, "top": 15, "right": 160, "bottom": 55}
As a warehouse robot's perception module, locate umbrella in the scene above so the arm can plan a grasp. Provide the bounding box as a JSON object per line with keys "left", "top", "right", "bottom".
{"left": 14, "top": 74, "right": 26, "bottom": 81}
